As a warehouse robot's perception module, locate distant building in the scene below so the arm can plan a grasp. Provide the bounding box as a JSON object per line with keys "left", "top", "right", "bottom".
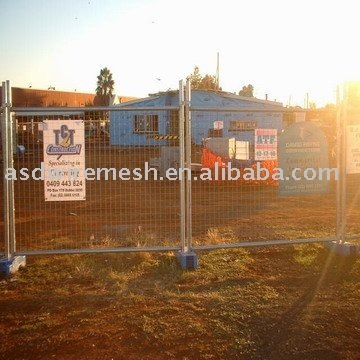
{"left": 0, "top": 86, "right": 138, "bottom": 147}
{"left": 0, "top": 86, "right": 137, "bottom": 107}
{"left": 0, "top": 87, "right": 95, "bottom": 107}
{"left": 110, "top": 90, "right": 284, "bottom": 147}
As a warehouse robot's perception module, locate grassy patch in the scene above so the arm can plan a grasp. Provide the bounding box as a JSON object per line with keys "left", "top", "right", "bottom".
{"left": 293, "top": 243, "right": 324, "bottom": 269}
{"left": 0, "top": 245, "right": 359, "bottom": 359}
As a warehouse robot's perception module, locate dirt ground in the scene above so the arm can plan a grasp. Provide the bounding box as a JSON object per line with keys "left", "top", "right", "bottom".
{"left": 0, "top": 245, "right": 359, "bottom": 359}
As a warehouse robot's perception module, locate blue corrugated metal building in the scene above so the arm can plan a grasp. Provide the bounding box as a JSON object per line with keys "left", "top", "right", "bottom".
{"left": 110, "top": 90, "right": 284, "bottom": 146}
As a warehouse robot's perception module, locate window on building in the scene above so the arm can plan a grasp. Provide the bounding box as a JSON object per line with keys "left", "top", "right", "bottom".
{"left": 133, "top": 114, "right": 159, "bottom": 134}
{"left": 229, "top": 120, "right": 257, "bottom": 131}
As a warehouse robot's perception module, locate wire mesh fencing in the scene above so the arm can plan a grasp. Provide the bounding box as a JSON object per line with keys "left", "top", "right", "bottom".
{"left": 12, "top": 108, "right": 183, "bottom": 255}
{"left": 1, "top": 80, "right": 359, "bottom": 260}
{"left": 189, "top": 107, "right": 338, "bottom": 249}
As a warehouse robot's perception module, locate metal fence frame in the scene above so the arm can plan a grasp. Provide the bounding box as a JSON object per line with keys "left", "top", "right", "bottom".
{"left": 1, "top": 80, "right": 187, "bottom": 259}
{"left": 1, "top": 79, "right": 359, "bottom": 267}
{"left": 1, "top": 81, "right": 16, "bottom": 260}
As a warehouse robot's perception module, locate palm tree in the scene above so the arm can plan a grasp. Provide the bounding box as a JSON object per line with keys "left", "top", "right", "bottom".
{"left": 95, "top": 67, "right": 115, "bottom": 105}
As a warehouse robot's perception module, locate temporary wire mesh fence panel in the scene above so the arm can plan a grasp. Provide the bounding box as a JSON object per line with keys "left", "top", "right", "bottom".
{"left": 190, "top": 108, "right": 338, "bottom": 247}
{"left": 12, "top": 108, "right": 181, "bottom": 254}
{"left": 3, "top": 89, "right": 355, "bottom": 257}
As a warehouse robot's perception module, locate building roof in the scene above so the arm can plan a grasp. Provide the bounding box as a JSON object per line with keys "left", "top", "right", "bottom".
{"left": 118, "top": 96, "right": 139, "bottom": 103}
{"left": 0, "top": 86, "right": 138, "bottom": 107}
{"left": 114, "top": 89, "right": 284, "bottom": 109}
{"left": 0, "top": 87, "right": 95, "bottom": 107}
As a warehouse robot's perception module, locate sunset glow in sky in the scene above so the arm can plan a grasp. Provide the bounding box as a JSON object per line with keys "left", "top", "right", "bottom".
{"left": 1, "top": 0, "right": 359, "bottom": 106}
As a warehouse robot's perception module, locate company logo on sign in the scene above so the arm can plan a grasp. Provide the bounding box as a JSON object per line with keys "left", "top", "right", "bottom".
{"left": 46, "top": 124, "right": 82, "bottom": 155}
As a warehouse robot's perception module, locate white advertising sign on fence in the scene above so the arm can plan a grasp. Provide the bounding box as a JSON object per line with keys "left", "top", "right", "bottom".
{"left": 346, "top": 125, "right": 360, "bottom": 174}
{"left": 255, "top": 128, "right": 278, "bottom": 161}
{"left": 43, "top": 120, "right": 86, "bottom": 201}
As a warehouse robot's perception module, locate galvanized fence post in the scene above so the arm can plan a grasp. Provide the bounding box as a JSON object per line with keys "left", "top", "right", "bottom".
{"left": 0, "top": 80, "right": 25, "bottom": 276}
{"left": 331, "top": 82, "right": 359, "bottom": 257}
{"left": 179, "top": 80, "right": 186, "bottom": 253}
{"left": 335, "top": 85, "right": 343, "bottom": 243}
{"left": 340, "top": 83, "right": 348, "bottom": 244}
{"left": 340, "top": 82, "right": 359, "bottom": 254}
{"left": 6, "top": 82, "right": 16, "bottom": 255}
{"left": 185, "top": 79, "right": 193, "bottom": 251}
{"left": 1, "top": 81, "right": 11, "bottom": 261}
{"left": 176, "top": 79, "right": 198, "bottom": 269}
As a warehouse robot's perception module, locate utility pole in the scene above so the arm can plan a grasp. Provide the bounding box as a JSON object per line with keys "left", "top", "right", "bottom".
{"left": 216, "top": 52, "right": 220, "bottom": 90}
{"left": 306, "top": 92, "right": 309, "bottom": 109}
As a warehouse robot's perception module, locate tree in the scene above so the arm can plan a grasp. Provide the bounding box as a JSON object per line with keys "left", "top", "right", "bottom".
{"left": 200, "top": 74, "right": 218, "bottom": 90}
{"left": 95, "top": 67, "right": 115, "bottom": 105}
{"left": 324, "top": 103, "right": 336, "bottom": 110}
{"left": 239, "top": 84, "right": 254, "bottom": 97}
{"left": 188, "top": 66, "right": 202, "bottom": 89}
{"left": 309, "top": 102, "right": 317, "bottom": 110}
{"left": 188, "top": 66, "right": 219, "bottom": 90}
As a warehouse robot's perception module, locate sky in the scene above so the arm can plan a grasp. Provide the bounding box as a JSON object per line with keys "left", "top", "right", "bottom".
{"left": 1, "top": 0, "right": 359, "bottom": 107}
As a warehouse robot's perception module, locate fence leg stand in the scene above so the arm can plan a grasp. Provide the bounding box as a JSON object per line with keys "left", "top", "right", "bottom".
{"left": 0, "top": 256, "right": 26, "bottom": 277}
{"left": 326, "top": 242, "right": 359, "bottom": 257}
{"left": 176, "top": 250, "right": 198, "bottom": 270}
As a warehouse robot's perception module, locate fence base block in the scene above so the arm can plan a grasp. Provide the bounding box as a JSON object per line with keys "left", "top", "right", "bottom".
{"left": 326, "top": 241, "right": 359, "bottom": 257}
{"left": 0, "top": 256, "right": 26, "bottom": 277}
{"left": 177, "top": 251, "right": 198, "bottom": 269}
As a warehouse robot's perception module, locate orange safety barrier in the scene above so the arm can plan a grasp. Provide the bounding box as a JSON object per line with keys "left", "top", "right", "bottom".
{"left": 201, "top": 147, "right": 278, "bottom": 186}
{"left": 201, "top": 147, "right": 228, "bottom": 169}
